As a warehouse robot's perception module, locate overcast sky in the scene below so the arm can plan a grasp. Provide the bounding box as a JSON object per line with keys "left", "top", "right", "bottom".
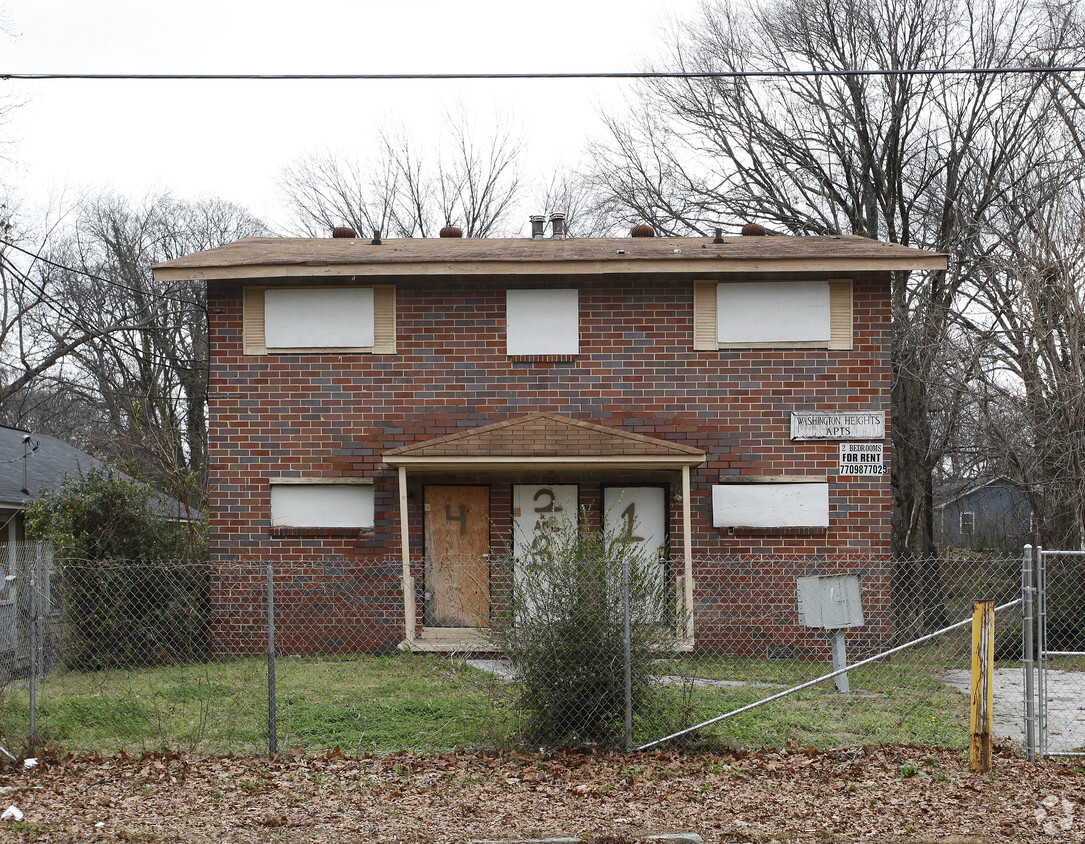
{"left": 0, "top": 0, "right": 702, "bottom": 233}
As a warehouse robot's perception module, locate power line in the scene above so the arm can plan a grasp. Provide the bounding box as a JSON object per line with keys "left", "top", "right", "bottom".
{"left": 2, "top": 67, "right": 1085, "bottom": 81}
{"left": 0, "top": 238, "right": 203, "bottom": 309}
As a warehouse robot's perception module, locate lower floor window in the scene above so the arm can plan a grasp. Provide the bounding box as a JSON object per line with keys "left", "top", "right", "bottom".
{"left": 270, "top": 481, "right": 375, "bottom": 528}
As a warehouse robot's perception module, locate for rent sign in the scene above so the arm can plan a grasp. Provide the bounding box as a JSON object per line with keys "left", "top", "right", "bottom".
{"left": 838, "top": 442, "right": 886, "bottom": 475}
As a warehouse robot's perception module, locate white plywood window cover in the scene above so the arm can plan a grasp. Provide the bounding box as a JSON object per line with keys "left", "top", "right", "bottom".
{"left": 506, "top": 289, "right": 579, "bottom": 355}
{"left": 717, "top": 281, "right": 830, "bottom": 344}
{"left": 264, "top": 288, "right": 375, "bottom": 349}
{"left": 271, "top": 485, "right": 375, "bottom": 528}
{"left": 712, "top": 483, "right": 830, "bottom": 528}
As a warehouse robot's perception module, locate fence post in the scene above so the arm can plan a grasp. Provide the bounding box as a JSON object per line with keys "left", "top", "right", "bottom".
{"left": 969, "top": 599, "right": 995, "bottom": 773}
{"left": 267, "top": 563, "right": 277, "bottom": 757}
{"left": 1037, "top": 545, "right": 1047, "bottom": 758}
{"left": 622, "top": 556, "right": 633, "bottom": 752}
{"left": 1022, "top": 545, "right": 1037, "bottom": 761}
{"left": 28, "top": 543, "right": 39, "bottom": 749}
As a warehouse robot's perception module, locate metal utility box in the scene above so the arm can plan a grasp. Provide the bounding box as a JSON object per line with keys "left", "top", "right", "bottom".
{"left": 797, "top": 574, "right": 864, "bottom": 629}
{"left": 796, "top": 574, "right": 864, "bottom": 693}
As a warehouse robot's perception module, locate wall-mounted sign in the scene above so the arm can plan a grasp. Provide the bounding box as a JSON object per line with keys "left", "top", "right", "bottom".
{"left": 838, "top": 442, "right": 886, "bottom": 475}
{"left": 791, "top": 411, "right": 885, "bottom": 441}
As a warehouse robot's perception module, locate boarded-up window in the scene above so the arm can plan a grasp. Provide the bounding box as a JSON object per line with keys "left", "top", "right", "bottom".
{"left": 711, "top": 482, "right": 830, "bottom": 528}
{"left": 243, "top": 285, "right": 396, "bottom": 354}
{"left": 506, "top": 289, "right": 579, "bottom": 355}
{"left": 693, "top": 279, "right": 853, "bottom": 350}
{"left": 266, "top": 288, "right": 374, "bottom": 348}
{"left": 270, "top": 482, "right": 375, "bottom": 528}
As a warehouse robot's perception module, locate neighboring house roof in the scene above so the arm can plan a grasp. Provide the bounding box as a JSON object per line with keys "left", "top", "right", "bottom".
{"left": 0, "top": 425, "right": 190, "bottom": 520}
{"left": 152, "top": 234, "right": 948, "bottom": 281}
{"left": 384, "top": 412, "right": 706, "bottom": 471}
{"left": 0, "top": 425, "right": 107, "bottom": 510}
{"left": 934, "top": 476, "right": 1029, "bottom": 511}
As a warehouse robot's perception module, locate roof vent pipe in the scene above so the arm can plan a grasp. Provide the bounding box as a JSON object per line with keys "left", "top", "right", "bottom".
{"left": 371, "top": 230, "right": 382, "bottom": 245}
{"left": 549, "top": 212, "right": 566, "bottom": 240}
{"left": 713, "top": 227, "right": 725, "bottom": 244}
{"left": 530, "top": 215, "right": 546, "bottom": 240}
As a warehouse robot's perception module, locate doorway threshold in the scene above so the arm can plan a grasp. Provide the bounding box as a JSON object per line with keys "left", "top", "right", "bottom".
{"left": 400, "top": 627, "right": 494, "bottom": 653}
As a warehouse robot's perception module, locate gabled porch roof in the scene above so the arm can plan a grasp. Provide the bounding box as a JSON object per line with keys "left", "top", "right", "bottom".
{"left": 387, "top": 413, "right": 701, "bottom": 650}
{"left": 383, "top": 412, "right": 705, "bottom": 472}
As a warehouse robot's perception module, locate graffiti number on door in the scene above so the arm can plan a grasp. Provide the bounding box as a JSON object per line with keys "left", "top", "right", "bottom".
{"left": 619, "top": 502, "right": 645, "bottom": 543}
{"left": 445, "top": 504, "right": 468, "bottom": 536}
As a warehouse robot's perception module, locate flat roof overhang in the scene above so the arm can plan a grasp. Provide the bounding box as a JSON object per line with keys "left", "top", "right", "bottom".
{"left": 382, "top": 454, "right": 706, "bottom": 473}
{"left": 153, "top": 254, "right": 948, "bottom": 282}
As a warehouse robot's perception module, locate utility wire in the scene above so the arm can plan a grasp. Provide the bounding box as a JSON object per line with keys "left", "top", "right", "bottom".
{"left": 0, "top": 238, "right": 203, "bottom": 309}
{"left": 2, "top": 67, "right": 1085, "bottom": 81}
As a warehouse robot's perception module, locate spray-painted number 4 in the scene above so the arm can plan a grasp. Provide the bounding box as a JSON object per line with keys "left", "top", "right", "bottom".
{"left": 445, "top": 504, "right": 468, "bottom": 536}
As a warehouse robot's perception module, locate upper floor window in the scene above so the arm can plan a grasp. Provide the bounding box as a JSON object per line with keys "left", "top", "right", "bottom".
{"left": 242, "top": 285, "right": 396, "bottom": 355}
{"left": 693, "top": 279, "right": 853, "bottom": 350}
{"left": 506, "top": 288, "right": 579, "bottom": 356}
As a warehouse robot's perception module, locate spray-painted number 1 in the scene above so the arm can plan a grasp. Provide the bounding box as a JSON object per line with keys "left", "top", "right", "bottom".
{"left": 445, "top": 504, "right": 468, "bottom": 536}
{"left": 620, "top": 502, "right": 645, "bottom": 543}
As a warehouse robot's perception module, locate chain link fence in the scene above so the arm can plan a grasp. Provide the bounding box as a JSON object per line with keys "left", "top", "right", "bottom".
{"left": 0, "top": 542, "right": 1030, "bottom": 757}
{"left": 1035, "top": 548, "right": 1085, "bottom": 757}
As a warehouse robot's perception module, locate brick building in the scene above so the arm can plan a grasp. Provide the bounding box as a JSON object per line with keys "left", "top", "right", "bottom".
{"left": 153, "top": 223, "right": 945, "bottom": 656}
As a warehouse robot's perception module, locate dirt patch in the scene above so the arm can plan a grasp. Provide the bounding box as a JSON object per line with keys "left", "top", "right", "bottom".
{"left": 0, "top": 745, "right": 1079, "bottom": 842}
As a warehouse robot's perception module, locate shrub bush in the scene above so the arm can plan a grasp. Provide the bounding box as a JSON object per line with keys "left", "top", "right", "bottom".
{"left": 27, "top": 467, "right": 208, "bottom": 671}
{"left": 490, "top": 515, "right": 680, "bottom": 747}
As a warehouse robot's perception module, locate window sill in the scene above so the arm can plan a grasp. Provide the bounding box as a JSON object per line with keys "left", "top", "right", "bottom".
{"left": 725, "top": 526, "right": 828, "bottom": 537}
{"left": 270, "top": 526, "right": 374, "bottom": 538}
{"left": 508, "top": 355, "right": 577, "bottom": 363}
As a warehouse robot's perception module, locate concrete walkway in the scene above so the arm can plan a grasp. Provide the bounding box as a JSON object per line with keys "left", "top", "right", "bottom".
{"left": 942, "top": 667, "right": 1085, "bottom": 754}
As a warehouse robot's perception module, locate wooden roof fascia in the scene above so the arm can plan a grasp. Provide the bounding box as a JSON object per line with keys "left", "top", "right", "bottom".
{"left": 382, "top": 454, "right": 706, "bottom": 470}
{"left": 152, "top": 254, "right": 948, "bottom": 283}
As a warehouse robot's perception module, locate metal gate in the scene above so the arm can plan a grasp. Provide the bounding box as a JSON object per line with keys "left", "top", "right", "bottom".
{"left": 1028, "top": 545, "right": 1085, "bottom": 758}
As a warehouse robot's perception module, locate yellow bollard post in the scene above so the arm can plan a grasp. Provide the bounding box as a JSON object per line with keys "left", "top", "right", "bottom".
{"left": 970, "top": 599, "right": 995, "bottom": 773}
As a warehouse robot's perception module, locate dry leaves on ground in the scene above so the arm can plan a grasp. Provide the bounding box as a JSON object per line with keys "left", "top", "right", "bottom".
{"left": 0, "top": 744, "right": 1079, "bottom": 842}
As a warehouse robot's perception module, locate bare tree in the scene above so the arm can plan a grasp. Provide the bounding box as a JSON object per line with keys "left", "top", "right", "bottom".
{"left": 281, "top": 111, "right": 524, "bottom": 238}
{"left": 590, "top": 0, "right": 1085, "bottom": 565}
{"left": 530, "top": 171, "right": 622, "bottom": 238}
{"left": 965, "top": 179, "right": 1085, "bottom": 549}
{"left": 7, "top": 192, "right": 267, "bottom": 507}
{"left": 0, "top": 209, "right": 136, "bottom": 411}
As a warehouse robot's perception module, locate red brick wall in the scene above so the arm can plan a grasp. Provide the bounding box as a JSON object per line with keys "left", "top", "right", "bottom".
{"left": 206, "top": 270, "right": 892, "bottom": 656}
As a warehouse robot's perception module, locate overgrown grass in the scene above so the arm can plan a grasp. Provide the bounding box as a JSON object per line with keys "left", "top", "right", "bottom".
{"left": 0, "top": 654, "right": 512, "bottom": 755}
{"left": 0, "top": 651, "right": 977, "bottom": 755}
{"left": 651, "top": 672, "right": 970, "bottom": 750}
{"left": 275, "top": 654, "right": 513, "bottom": 753}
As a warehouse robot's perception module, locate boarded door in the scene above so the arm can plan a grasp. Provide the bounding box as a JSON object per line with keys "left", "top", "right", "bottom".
{"left": 424, "top": 486, "right": 490, "bottom": 627}
{"left": 604, "top": 486, "right": 668, "bottom": 620}
{"left": 512, "top": 485, "right": 578, "bottom": 620}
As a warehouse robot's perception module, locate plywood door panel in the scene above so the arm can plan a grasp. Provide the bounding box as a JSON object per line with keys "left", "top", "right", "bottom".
{"left": 424, "top": 486, "right": 490, "bottom": 627}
